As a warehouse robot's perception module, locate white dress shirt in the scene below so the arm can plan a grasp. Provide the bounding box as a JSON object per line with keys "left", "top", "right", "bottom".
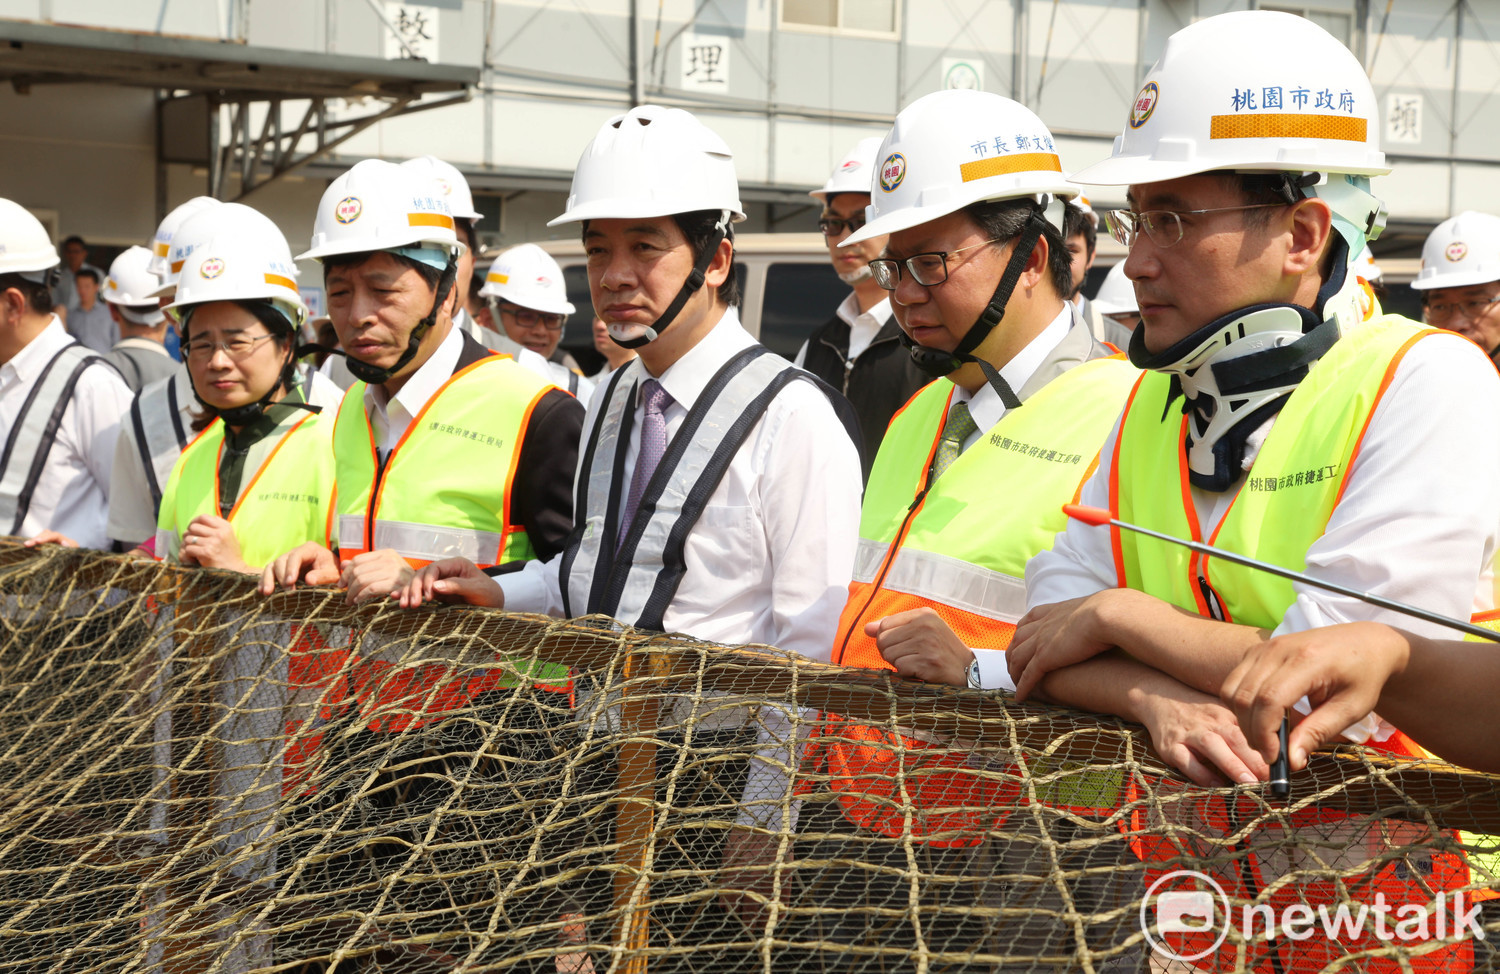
{"left": 502, "top": 307, "right": 862, "bottom": 660}
{"left": 363, "top": 322, "right": 464, "bottom": 459}
{"left": 913, "top": 305, "right": 1072, "bottom": 692}
{"left": 501, "top": 308, "right": 863, "bottom": 829}
{"left": 1024, "top": 329, "right": 1500, "bottom": 737}
{"left": 0, "top": 317, "right": 133, "bottom": 548}
{"left": 793, "top": 293, "right": 894, "bottom": 367}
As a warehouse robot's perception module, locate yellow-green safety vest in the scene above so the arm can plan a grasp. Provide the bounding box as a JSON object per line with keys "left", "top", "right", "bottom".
{"left": 155, "top": 409, "right": 335, "bottom": 568}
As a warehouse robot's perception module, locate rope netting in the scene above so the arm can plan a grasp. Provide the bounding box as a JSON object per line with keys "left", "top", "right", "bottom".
{"left": 2, "top": 541, "right": 1498, "bottom": 974}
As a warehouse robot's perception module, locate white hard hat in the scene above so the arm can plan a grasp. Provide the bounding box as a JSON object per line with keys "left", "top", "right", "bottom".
{"left": 0, "top": 199, "right": 60, "bottom": 281}
{"left": 103, "top": 246, "right": 167, "bottom": 325}
{"left": 479, "top": 243, "right": 576, "bottom": 315}
{"left": 1074, "top": 11, "right": 1387, "bottom": 187}
{"left": 149, "top": 196, "right": 223, "bottom": 282}
{"left": 1411, "top": 211, "right": 1500, "bottom": 291}
{"left": 0, "top": 198, "right": 60, "bottom": 279}
{"left": 298, "top": 159, "right": 464, "bottom": 263}
{"left": 810, "top": 137, "right": 883, "bottom": 202}
{"left": 1353, "top": 244, "right": 1383, "bottom": 282}
{"left": 550, "top": 105, "right": 745, "bottom": 226}
{"left": 843, "top": 89, "right": 1076, "bottom": 246}
{"left": 1091, "top": 262, "right": 1137, "bottom": 315}
{"left": 401, "top": 155, "right": 483, "bottom": 223}
{"left": 165, "top": 203, "right": 306, "bottom": 329}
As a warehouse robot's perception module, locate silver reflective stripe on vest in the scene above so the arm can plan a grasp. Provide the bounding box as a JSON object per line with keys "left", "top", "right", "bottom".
{"left": 339, "top": 513, "right": 501, "bottom": 563}
{"left": 131, "top": 368, "right": 193, "bottom": 513}
{"left": 852, "top": 537, "right": 889, "bottom": 584}
{"left": 563, "top": 350, "right": 795, "bottom": 627}
{"left": 372, "top": 520, "right": 503, "bottom": 563}
{"left": 0, "top": 343, "right": 102, "bottom": 534}
{"left": 337, "top": 514, "right": 365, "bottom": 553}
{"left": 881, "top": 545, "right": 1029, "bottom": 623}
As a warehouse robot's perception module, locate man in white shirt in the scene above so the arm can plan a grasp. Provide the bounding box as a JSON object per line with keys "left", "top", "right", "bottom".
{"left": 794, "top": 137, "right": 927, "bottom": 482}
{"left": 0, "top": 199, "right": 132, "bottom": 550}
{"left": 1007, "top": 13, "right": 1493, "bottom": 971}
{"left": 101, "top": 246, "right": 177, "bottom": 393}
{"left": 398, "top": 105, "right": 862, "bottom": 938}
{"left": 66, "top": 268, "right": 118, "bottom": 355}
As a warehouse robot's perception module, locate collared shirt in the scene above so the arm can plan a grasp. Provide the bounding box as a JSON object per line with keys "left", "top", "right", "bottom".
{"left": 502, "top": 307, "right": 862, "bottom": 830}
{"left": 67, "top": 302, "right": 118, "bottom": 355}
{"left": 501, "top": 307, "right": 863, "bottom": 661}
{"left": 0, "top": 317, "right": 133, "bottom": 548}
{"left": 793, "top": 292, "right": 894, "bottom": 368}
{"left": 1025, "top": 329, "right": 1500, "bottom": 734}
{"left": 52, "top": 263, "right": 105, "bottom": 311}
{"left": 363, "top": 322, "right": 464, "bottom": 459}
{"left": 946, "top": 304, "right": 1072, "bottom": 453}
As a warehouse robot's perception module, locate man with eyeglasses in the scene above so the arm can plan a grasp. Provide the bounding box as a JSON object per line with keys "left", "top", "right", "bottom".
{"left": 1413, "top": 211, "right": 1500, "bottom": 370}
{"left": 794, "top": 137, "right": 926, "bottom": 483}
{"left": 480, "top": 243, "right": 595, "bottom": 404}
{"left": 1008, "top": 12, "right": 1496, "bottom": 972}
{"left": 800, "top": 89, "right": 1140, "bottom": 967}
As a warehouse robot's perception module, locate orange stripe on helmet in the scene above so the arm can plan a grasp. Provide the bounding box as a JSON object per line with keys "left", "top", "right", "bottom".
{"left": 1209, "top": 113, "right": 1367, "bottom": 142}
{"left": 958, "top": 152, "right": 1063, "bottom": 183}
{"left": 407, "top": 213, "right": 455, "bottom": 230}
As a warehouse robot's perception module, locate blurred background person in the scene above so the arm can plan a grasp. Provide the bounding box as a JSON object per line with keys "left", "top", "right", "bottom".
{"left": 795, "top": 136, "right": 926, "bottom": 483}
{"left": 67, "top": 267, "right": 117, "bottom": 354}
{"left": 102, "top": 245, "right": 176, "bottom": 392}
{"left": 51, "top": 234, "right": 105, "bottom": 313}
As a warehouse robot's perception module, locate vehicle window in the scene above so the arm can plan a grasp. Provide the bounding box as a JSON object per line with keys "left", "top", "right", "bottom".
{"left": 759, "top": 262, "right": 846, "bottom": 359}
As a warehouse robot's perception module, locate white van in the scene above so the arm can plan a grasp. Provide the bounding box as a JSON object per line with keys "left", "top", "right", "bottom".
{"left": 535, "top": 233, "right": 847, "bottom": 369}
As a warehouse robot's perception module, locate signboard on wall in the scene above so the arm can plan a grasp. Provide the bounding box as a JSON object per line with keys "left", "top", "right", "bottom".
{"left": 680, "top": 32, "right": 732, "bottom": 92}
{"left": 384, "top": 2, "right": 440, "bottom": 61}
{"left": 1386, "top": 93, "right": 1422, "bottom": 145}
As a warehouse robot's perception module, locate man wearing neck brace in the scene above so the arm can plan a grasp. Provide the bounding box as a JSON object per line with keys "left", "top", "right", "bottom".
{"left": 1009, "top": 11, "right": 1500, "bottom": 973}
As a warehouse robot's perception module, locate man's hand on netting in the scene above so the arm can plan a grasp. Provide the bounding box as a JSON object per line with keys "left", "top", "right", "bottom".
{"left": 341, "top": 548, "right": 415, "bottom": 604}
{"left": 259, "top": 542, "right": 340, "bottom": 594}
{"left": 1008, "top": 592, "right": 1131, "bottom": 701}
{"left": 23, "top": 530, "right": 79, "bottom": 548}
{"left": 1221, "top": 622, "right": 1408, "bottom": 773}
{"left": 394, "top": 557, "right": 504, "bottom": 608}
{"left": 865, "top": 607, "right": 972, "bottom": 685}
{"left": 1135, "top": 679, "right": 1268, "bottom": 787}
{"left": 178, "top": 515, "right": 251, "bottom": 573}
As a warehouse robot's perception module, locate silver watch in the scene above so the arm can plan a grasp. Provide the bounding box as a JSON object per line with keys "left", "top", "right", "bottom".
{"left": 966, "top": 655, "right": 983, "bottom": 690}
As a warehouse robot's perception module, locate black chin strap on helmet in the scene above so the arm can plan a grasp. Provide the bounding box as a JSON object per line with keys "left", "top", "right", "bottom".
{"left": 610, "top": 213, "right": 729, "bottom": 350}
{"left": 344, "top": 256, "right": 460, "bottom": 385}
{"left": 184, "top": 301, "right": 321, "bottom": 427}
{"left": 901, "top": 206, "right": 1049, "bottom": 411}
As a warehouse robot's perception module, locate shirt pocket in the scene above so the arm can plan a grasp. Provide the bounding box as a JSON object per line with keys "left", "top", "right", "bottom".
{"left": 687, "top": 504, "right": 762, "bottom": 579}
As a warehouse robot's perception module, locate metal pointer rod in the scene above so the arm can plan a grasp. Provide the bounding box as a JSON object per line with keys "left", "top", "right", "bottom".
{"left": 1061, "top": 503, "right": 1500, "bottom": 799}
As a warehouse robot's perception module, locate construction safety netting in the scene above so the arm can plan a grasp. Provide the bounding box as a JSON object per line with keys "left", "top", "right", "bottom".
{"left": 2, "top": 541, "right": 1498, "bottom": 974}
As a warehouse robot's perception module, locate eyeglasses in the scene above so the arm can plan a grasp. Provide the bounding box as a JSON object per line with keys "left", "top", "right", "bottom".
{"left": 495, "top": 302, "right": 566, "bottom": 331}
{"left": 183, "top": 333, "right": 276, "bottom": 361}
{"left": 868, "top": 239, "right": 1001, "bottom": 290}
{"left": 1103, "top": 203, "right": 1290, "bottom": 249}
{"left": 1423, "top": 294, "right": 1500, "bottom": 324}
{"left": 818, "top": 214, "right": 867, "bottom": 238}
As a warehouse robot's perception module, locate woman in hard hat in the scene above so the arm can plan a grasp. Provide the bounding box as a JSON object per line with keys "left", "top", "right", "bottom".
{"left": 151, "top": 203, "right": 336, "bottom": 574}
{"left": 480, "top": 243, "right": 596, "bottom": 404}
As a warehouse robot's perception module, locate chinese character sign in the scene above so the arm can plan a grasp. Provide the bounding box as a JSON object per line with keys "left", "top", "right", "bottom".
{"left": 383, "top": 2, "right": 439, "bottom": 61}
{"left": 1386, "top": 93, "right": 1422, "bottom": 145}
{"left": 681, "top": 32, "right": 732, "bottom": 91}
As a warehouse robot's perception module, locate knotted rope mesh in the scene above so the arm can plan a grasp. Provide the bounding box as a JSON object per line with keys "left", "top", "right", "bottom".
{"left": 1, "top": 541, "right": 1497, "bottom": 974}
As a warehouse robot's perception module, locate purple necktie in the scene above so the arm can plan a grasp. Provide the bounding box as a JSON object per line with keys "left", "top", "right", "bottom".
{"left": 620, "top": 378, "right": 673, "bottom": 542}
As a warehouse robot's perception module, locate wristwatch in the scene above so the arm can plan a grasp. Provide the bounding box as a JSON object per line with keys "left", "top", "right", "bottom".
{"left": 966, "top": 654, "right": 983, "bottom": 690}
